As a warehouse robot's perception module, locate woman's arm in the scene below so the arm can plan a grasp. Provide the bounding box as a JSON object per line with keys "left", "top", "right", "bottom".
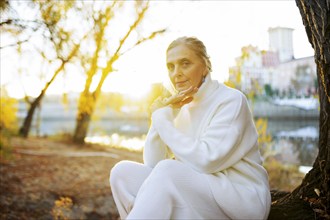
{"left": 144, "top": 85, "right": 198, "bottom": 168}
{"left": 143, "top": 124, "right": 169, "bottom": 168}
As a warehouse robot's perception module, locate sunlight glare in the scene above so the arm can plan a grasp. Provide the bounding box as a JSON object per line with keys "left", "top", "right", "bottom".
{"left": 1, "top": 1, "right": 313, "bottom": 99}
{"left": 102, "top": 72, "right": 153, "bottom": 100}
{"left": 85, "top": 133, "right": 145, "bottom": 151}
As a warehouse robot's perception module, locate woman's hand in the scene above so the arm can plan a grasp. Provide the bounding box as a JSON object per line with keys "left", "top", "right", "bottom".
{"left": 150, "top": 86, "right": 198, "bottom": 113}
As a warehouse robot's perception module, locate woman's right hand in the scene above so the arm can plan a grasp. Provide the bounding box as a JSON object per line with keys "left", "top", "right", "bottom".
{"left": 150, "top": 86, "right": 198, "bottom": 113}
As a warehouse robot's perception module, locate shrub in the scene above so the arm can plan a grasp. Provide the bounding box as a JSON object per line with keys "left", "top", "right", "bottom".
{"left": 0, "top": 88, "right": 18, "bottom": 159}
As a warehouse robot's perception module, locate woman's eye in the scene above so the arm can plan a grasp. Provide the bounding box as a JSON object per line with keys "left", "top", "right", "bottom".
{"left": 182, "top": 61, "right": 190, "bottom": 67}
{"left": 167, "top": 64, "right": 174, "bottom": 71}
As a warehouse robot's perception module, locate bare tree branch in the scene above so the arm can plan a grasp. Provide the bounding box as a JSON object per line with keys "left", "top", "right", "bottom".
{"left": 120, "top": 28, "right": 166, "bottom": 56}
{"left": 0, "top": 19, "right": 43, "bottom": 27}
{"left": 99, "top": 1, "right": 150, "bottom": 85}
{"left": 0, "top": 19, "right": 44, "bottom": 49}
{"left": 82, "top": 1, "right": 117, "bottom": 95}
{"left": 0, "top": 38, "right": 29, "bottom": 49}
{"left": 113, "top": 1, "right": 149, "bottom": 58}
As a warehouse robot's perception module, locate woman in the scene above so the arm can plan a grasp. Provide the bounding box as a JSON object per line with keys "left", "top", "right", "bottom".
{"left": 110, "top": 37, "right": 271, "bottom": 219}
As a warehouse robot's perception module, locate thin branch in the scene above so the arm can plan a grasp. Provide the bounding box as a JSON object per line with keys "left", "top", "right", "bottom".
{"left": 120, "top": 28, "right": 166, "bottom": 56}
{"left": 99, "top": 1, "right": 149, "bottom": 80}
{"left": 0, "top": 38, "right": 29, "bottom": 49}
{"left": 82, "top": 1, "right": 116, "bottom": 93}
{"left": 0, "top": 19, "right": 43, "bottom": 26}
{"left": 112, "top": 1, "right": 149, "bottom": 58}
{"left": 95, "top": 1, "right": 157, "bottom": 97}
{"left": 0, "top": 21, "right": 44, "bottom": 49}
{"left": 39, "top": 36, "right": 84, "bottom": 95}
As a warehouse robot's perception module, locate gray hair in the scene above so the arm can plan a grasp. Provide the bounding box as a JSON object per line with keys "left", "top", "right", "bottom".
{"left": 166, "top": 36, "right": 212, "bottom": 73}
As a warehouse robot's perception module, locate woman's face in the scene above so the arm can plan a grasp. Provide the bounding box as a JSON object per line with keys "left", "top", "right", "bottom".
{"left": 166, "top": 44, "right": 207, "bottom": 92}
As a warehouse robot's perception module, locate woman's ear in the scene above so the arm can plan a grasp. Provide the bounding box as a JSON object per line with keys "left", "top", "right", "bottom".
{"left": 203, "top": 68, "right": 208, "bottom": 77}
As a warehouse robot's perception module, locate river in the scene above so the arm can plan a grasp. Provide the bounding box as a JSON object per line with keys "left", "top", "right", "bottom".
{"left": 17, "top": 98, "right": 319, "bottom": 167}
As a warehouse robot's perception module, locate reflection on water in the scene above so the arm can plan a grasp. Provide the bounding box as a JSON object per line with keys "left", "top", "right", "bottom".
{"left": 85, "top": 133, "right": 146, "bottom": 151}
{"left": 276, "top": 126, "right": 318, "bottom": 139}
{"left": 269, "top": 120, "right": 318, "bottom": 167}
{"left": 272, "top": 136, "right": 318, "bottom": 166}
{"left": 85, "top": 119, "right": 319, "bottom": 167}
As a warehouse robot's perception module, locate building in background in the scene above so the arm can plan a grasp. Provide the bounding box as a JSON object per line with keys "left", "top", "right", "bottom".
{"left": 268, "top": 27, "right": 294, "bottom": 63}
{"left": 229, "top": 27, "right": 317, "bottom": 97}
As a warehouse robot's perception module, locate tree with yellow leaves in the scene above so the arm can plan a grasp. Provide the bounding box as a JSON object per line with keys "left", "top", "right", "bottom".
{"left": 72, "top": 1, "right": 165, "bottom": 144}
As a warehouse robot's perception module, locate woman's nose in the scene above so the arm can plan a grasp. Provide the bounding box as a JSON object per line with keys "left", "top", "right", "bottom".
{"left": 171, "top": 66, "right": 181, "bottom": 78}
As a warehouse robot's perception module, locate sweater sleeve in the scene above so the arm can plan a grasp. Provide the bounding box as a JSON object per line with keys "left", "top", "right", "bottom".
{"left": 151, "top": 93, "right": 258, "bottom": 174}
{"left": 143, "top": 124, "right": 169, "bottom": 168}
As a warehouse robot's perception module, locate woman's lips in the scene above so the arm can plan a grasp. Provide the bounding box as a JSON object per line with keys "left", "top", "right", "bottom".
{"left": 175, "top": 80, "right": 188, "bottom": 87}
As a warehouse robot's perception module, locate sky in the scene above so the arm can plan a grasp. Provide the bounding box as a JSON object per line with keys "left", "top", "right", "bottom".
{"left": 0, "top": 1, "right": 314, "bottom": 99}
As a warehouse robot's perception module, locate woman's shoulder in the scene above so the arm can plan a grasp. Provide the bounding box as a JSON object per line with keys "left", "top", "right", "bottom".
{"left": 215, "top": 83, "right": 247, "bottom": 102}
{"left": 211, "top": 83, "right": 253, "bottom": 118}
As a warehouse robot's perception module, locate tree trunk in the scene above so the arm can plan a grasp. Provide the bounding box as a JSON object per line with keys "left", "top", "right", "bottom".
{"left": 18, "top": 91, "right": 44, "bottom": 137}
{"left": 73, "top": 111, "right": 92, "bottom": 145}
{"left": 73, "top": 92, "right": 97, "bottom": 144}
{"left": 269, "top": 1, "right": 330, "bottom": 219}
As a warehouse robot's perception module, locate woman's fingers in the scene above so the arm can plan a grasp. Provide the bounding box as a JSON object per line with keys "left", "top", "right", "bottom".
{"left": 171, "top": 96, "right": 194, "bottom": 108}
{"left": 151, "top": 86, "right": 199, "bottom": 112}
{"left": 168, "top": 87, "right": 198, "bottom": 108}
{"left": 162, "top": 93, "right": 185, "bottom": 105}
{"left": 150, "top": 97, "right": 166, "bottom": 113}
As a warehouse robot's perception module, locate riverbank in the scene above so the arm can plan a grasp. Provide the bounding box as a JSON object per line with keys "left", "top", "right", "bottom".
{"left": 0, "top": 137, "right": 142, "bottom": 220}
{"left": 251, "top": 98, "right": 319, "bottom": 119}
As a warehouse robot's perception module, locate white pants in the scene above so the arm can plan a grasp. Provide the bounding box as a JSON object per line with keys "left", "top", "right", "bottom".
{"left": 109, "top": 159, "right": 229, "bottom": 220}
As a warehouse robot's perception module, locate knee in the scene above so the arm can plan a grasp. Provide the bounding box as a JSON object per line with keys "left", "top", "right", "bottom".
{"left": 109, "top": 160, "right": 132, "bottom": 187}
{"left": 152, "top": 159, "right": 182, "bottom": 179}
{"left": 155, "top": 159, "right": 181, "bottom": 170}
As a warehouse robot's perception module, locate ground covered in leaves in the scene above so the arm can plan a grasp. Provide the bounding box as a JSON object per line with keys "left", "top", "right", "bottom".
{"left": 0, "top": 136, "right": 307, "bottom": 220}
{"left": 0, "top": 137, "right": 142, "bottom": 220}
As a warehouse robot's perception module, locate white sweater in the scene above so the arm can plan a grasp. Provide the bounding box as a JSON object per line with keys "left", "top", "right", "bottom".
{"left": 143, "top": 74, "right": 271, "bottom": 219}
